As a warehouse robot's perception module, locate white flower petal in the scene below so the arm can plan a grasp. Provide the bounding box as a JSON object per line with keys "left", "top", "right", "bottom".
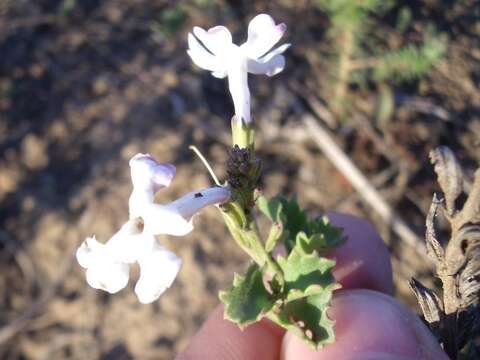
{"left": 187, "top": 33, "right": 224, "bottom": 73}
{"left": 129, "top": 153, "right": 176, "bottom": 193}
{"left": 247, "top": 44, "right": 290, "bottom": 77}
{"left": 262, "top": 43, "right": 291, "bottom": 60}
{"left": 76, "top": 236, "right": 102, "bottom": 268}
{"left": 247, "top": 55, "right": 285, "bottom": 77}
{"left": 242, "top": 14, "right": 287, "bottom": 59}
{"left": 141, "top": 202, "right": 194, "bottom": 236}
{"left": 135, "top": 242, "right": 182, "bottom": 304}
{"left": 105, "top": 218, "right": 150, "bottom": 263}
{"left": 212, "top": 70, "right": 228, "bottom": 79}
{"left": 193, "top": 25, "right": 232, "bottom": 56}
{"left": 134, "top": 187, "right": 229, "bottom": 237}
{"left": 129, "top": 188, "right": 153, "bottom": 219}
{"left": 86, "top": 259, "right": 130, "bottom": 294}
{"left": 76, "top": 236, "right": 130, "bottom": 294}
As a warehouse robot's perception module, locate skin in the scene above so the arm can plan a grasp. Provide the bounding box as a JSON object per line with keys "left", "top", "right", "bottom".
{"left": 177, "top": 213, "right": 449, "bottom": 360}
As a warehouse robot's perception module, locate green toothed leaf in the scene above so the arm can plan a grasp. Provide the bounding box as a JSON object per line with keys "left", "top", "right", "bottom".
{"left": 273, "top": 291, "right": 337, "bottom": 349}
{"left": 277, "top": 237, "right": 340, "bottom": 301}
{"left": 272, "top": 219, "right": 341, "bottom": 348}
{"left": 257, "top": 195, "right": 284, "bottom": 224}
{"left": 278, "top": 197, "right": 308, "bottom": 253}
{"left": 265, "top": 223, "right": 284, "bottom": 253}
{"left": 257, "top": 195, "right": 286, "bottom": 252}
{"left": 219, "top": 264, "right": 275, "bottom": 328}
{"left": 303, "top": 217, "right": 347, "bottom": 255}
{"left": 261, "top": 196, "right": 346, "bottom": 255}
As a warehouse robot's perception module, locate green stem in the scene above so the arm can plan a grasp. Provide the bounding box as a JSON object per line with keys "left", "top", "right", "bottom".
{"left": 222, "top": 210, "right": 265, "bottom": 265}
{"left": 225, "top": 109, "right": 285, "bottom": 285}
{"left": 221, "top": 205, "right": 285, "bottom": 286}
{"left": 231, "top": 117, "right": 255, "bottom": 149}
{"left": 332, "top": 26, "right": 354, "bottom": 114}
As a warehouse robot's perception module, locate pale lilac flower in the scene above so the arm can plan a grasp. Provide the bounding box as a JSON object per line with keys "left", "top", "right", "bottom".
{"left": 76, "top": 153, "right": 230, "bottom": 303}
{"left": 187, "top": 13, "right": 290, "bottom": 124}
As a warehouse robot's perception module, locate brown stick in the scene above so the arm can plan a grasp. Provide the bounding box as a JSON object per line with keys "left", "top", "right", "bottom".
{"left": 302, "top": 114, "right": 426, "bottom": 255}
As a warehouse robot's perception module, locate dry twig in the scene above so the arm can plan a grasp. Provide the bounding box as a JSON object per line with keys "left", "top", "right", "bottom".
{"left": 410, "top": 146, "right": 480, "bottom": 359}
{"left": 302, "top": 114, "right": 425, "bottom": 254}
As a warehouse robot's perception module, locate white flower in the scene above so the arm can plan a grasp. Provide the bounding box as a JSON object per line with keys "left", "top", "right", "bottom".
{"left": 76, "top": 219, "right": 181, "bottom": 303}
{"left": 76, "top": 154, "right": 230, "bottom": 303}
{"left": 187, "top": 13, "right": 290, "bottom": 124}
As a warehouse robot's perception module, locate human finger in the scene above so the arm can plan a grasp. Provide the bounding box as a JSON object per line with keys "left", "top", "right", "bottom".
{"left": 328, "top": 212, "right": 393, "bottom": 294}
{"left": 281, "top": 290, "right": 448, "bottom": 360}
{"left": 176, "top": 305, "right": 283, "bottom": 360}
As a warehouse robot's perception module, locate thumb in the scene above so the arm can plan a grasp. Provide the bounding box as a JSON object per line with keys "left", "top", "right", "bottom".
{"left": 281, "top": 290, "right": 448, "bottom": 360}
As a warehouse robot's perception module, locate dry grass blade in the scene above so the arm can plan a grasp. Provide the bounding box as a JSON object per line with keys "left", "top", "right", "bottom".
{"left": 425, "top": 194, "right": 445, "bottom": 264}
{"left": 430, "top": 147, "right": 464, "bottom": 216}
{"left": 303, "top": 115, "right": 425, "bottom": 256}
{"left": 409, "top": 277, "right": 443, "bottom": 337}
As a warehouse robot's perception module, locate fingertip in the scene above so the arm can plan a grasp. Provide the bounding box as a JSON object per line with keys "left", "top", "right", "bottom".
{"left": 177, "top": 305, "right": 283, "bottom": 360}
{"left": 328, "top": 212, "right": 393, "bottom": 294}
{"left": 281, "top": 289, "right": 448, "bottom": 360}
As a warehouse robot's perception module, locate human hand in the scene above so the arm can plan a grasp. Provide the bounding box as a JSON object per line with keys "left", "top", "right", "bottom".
{"left": 177, "top": 213, "right": 449, "bottom": 360}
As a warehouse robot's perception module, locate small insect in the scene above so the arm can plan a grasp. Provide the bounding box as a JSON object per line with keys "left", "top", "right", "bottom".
{"left": 194, "top": 192, "right": 203, "bottom": 198}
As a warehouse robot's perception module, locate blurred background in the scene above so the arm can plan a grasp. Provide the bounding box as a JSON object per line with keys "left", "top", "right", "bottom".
{"left": 0, "top": 0, "right": 478, "bottom": 358}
